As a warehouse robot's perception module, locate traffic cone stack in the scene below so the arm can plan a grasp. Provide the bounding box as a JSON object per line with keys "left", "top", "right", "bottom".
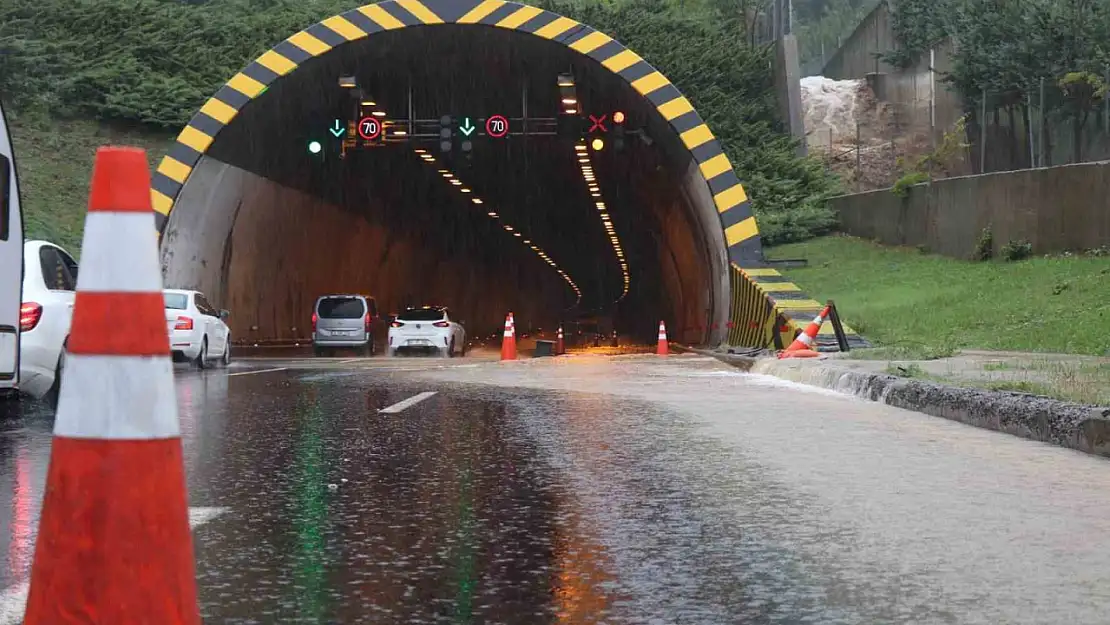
{"left": 500, "top": 312, "right": 517, "bottom": 361}
{"left": 23, "top": 147, "right": 200, "bottom": 624}
{"left": 556, "top": 325, "right": 565, "bottom": 355}
{"left": 779, "top": 305, "right": 830, "bottom": 359}
{"left": 656, "top": 321, "right": 669, "bottom": 355}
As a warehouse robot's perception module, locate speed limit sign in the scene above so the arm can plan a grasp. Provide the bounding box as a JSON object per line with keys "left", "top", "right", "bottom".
{"left": 485, "top": 115, "right": 509, "bottom": 138}
{"left": 357, "top": 117, "right": 381, "bottom": 140}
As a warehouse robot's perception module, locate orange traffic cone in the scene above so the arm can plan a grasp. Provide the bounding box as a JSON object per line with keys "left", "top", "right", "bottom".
{"left": 500, "top": 313, "right": 517, "bottom": 361}
{"left": 779, "top": 306, "right": 830, "bottom": 359}
{"left": 556, "top": 325, "right": 565, "bottom": 355}
{"left": 24, "top": 147, "right": 200, "bottom": 624}
{"left": 656, "top": 321, "right": 669, "bottom": 355}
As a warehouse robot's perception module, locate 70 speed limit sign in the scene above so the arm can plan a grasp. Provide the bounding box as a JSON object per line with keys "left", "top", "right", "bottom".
{"left": 485, "top": 115, "right": 509, "bottom": 138}
{"left": 357, "top": 117, "right": 381, "bottom": 140}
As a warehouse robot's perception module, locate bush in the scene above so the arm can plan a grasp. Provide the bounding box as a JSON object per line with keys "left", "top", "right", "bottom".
{"left": 891, "top": 171, "right": 930, "bottom": 197}
{"left": 973, "top": 226, "right": 994, "bottom": 261}
{"left": 1001, "top": 239, "right": 1033, "bottom": 262}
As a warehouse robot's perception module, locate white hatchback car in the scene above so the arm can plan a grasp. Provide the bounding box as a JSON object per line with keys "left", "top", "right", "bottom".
{"left": 388, "top": 306, "right": 467, "bottom": 357}
{"left": 164, "top": 289, "right": 231, "bottom": 368}
{"left": 18, "top": 240, "right": 78, "bottom": 399}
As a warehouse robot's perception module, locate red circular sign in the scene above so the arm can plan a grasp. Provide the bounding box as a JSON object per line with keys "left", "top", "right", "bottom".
{"left": 485, "top": 115, "right": 509, "bottom": 138}
{"left": 357, "top": 117, "right": 381, "bottom": 140}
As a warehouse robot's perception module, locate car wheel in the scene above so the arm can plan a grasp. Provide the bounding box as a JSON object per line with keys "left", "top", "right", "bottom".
{"left": 314, "top": 346, "right": 328, "bottom": 358}
{"left": 222, "top": 339, "right": 232, "bottom": 367}
{"left": 448, "top": 340, "right": 456, "bottom": 358}
{"left": 194, "top": 338, "right": 209, "bottom": 369}
{"left": 360, "top": 342, "right": 373, "bottom": 358}
{"left": 49, "top": 342, "right": 67, "bottom": 402}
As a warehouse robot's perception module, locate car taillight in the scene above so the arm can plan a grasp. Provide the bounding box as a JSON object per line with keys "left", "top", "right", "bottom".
{"left": 365, "top": 313, "right": 372, "bottom": 332}
{"left": 390, "top": 321, "right": 404, "bottom": 328}
{"left": 19, "top": 302, "right": 42, "bottom": 332}
{"left": 174, "top": 316, "right": 193, "bottom": 330}
{"left": 312, "top": 313, "right": 318, "bottom": 331}
{"left": 433, "top": 321, "right": 449, "bottom": 328}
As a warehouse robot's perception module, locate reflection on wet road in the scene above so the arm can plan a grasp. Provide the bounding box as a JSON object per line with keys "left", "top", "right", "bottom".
{"left": 2, "top": 354, "right": 1110, "bottom": 623}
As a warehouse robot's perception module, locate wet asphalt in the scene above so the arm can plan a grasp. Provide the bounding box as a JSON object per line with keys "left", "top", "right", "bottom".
{"left": 2, "top": 350, "right": 1110, "bottom": 623}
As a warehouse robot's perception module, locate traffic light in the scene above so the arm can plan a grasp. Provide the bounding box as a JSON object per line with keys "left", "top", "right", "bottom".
{"left": 308, "top": 140, "right": 323, "bottom": 155}
{"left": 439, "top": 114, "right": 454, "bottom": 153}
{"left": 612, "top": 111, "right": 626, "bottom": 151}
{"left": 557, "top": 114, "right": 586, "bottom": 140}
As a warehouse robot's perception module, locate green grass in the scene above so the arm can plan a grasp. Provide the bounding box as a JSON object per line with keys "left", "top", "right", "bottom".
{"left": 767, "top": 235, "right": 1110, "bottom": 356}
{"left": 885, "top": 358, "right": 1110, "bottom": 405}
{"left": 9, "top": 113, "right": 174, "bottom": 257}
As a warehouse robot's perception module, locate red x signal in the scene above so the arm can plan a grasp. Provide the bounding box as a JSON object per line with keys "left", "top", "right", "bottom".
{"left": 589, "top": 114, "right": 608, "bottom": 133}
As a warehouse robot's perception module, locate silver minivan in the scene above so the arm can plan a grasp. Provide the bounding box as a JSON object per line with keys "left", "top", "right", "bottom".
{"left": 312, "top": 294, "right": 378, "bottom": 357}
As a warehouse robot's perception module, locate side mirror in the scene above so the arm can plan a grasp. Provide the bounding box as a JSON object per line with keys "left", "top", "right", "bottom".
{"left": 219, "top": 310, "right": 230, "bottom": 321}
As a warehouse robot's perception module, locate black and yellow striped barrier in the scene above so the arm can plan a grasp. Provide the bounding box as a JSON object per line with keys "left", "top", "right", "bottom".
{"left": 151, "top": 0, "right": 862, "bottom": 349}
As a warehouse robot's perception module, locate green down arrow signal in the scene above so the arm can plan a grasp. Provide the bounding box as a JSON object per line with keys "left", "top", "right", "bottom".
{"left": 459, "top": 118, "right": 475, "bottom": 137}
{"left": 329, "top": 120, "right": 345, "bottom": 138}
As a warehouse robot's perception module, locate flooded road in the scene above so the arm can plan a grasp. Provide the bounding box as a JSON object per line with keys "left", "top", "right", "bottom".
{"left": 2, "top": 353, "right": 1110, "bottom": 623}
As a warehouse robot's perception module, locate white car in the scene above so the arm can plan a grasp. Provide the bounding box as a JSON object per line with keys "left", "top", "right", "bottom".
{"left": 18, "top": 240, "right": 78, "bottom": 399}
{"left": 164, "top": 289, "right": 231, "bottom": 368}
{"left": 388, "top": 306, "right": 467, "bottom": 357}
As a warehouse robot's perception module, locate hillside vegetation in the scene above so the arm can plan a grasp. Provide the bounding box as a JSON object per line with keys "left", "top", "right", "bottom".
{"left": 1, "top": 0, "right": 840, "bottom": 253}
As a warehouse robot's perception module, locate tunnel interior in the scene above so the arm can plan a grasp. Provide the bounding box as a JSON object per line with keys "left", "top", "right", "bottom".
{"left": 160, "top": 23, "right": 731, "bottom": 346}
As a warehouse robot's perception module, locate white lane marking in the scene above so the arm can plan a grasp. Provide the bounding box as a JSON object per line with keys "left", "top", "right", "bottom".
{"left": 379, "top": 391, "right": 438, "bottom": 414}
{"left": 227, "top": 367, "right": 288, "bottom": 377}
{"left": 0, "top": 506, "right": 229, "bottom": 625}
{"left": 338, "top": 358, "right": 361, "bottom": 364}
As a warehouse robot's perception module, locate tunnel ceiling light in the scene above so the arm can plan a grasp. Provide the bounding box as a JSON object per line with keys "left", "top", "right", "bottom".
{"left": 362, "top": 100, "right": 376, "bottom": 106}
{"left": 562, "top": 98, "right": 577, "bottom": 104}
{"left": 394, "top": 130, "right": 407, "bottom": 135}
{"left": 460, "top": 188, "right": 471, "bottom": 193}
{"left": 514, "top": 232, "right": 522, "bottom": 237}
{"left": 373, "top": 111, "right": 387, "bottom": 117}
{"left": 574, "top": 145, "right": 586, "bottom": 152}
{"left": 488, "top": 212, "right": 498, "bottom": 217}
{"left": 472, "top": 198, "right": 483, "bottom": 204}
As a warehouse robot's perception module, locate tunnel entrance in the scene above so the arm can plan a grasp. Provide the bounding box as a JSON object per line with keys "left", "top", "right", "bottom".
{"left": 155, "top": 0, "right": 770, "bottom": 348}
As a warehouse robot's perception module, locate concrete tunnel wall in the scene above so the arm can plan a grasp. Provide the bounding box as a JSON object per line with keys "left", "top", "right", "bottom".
{"left": 150, "top": 0, "right": 781, "bottom": 348}
{"left": 161, "top": 157, "right": 566, "bottom": 342}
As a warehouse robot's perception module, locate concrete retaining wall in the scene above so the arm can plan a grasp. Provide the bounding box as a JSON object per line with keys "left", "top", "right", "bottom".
{"left": 830, "top": 161, "right": 1110, "bottom": 258}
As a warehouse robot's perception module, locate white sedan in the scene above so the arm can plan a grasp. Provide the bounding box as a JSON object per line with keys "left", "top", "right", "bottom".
{"left": 18, "top": 240, "right": 79, "bottom": 399}
{"left": 388, "top": 306, "right": 467, "bottom": 357}
{"left": 164, "top": 289, "right": 231, "bottom": 368}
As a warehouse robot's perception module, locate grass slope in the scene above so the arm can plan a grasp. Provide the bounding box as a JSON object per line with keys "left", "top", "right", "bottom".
{"left": 10, "top": 114, "right": 173, "bottom": 256}
{"left": 768, "top": 235, "right": 1110, "bottom": 357}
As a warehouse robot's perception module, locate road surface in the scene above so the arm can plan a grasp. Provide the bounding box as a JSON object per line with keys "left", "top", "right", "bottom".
{"left": 1, "top": 350, "right": 1109, "bottom": 623}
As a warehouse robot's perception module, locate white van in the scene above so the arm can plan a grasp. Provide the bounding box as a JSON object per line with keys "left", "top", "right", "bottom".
{"left": 0, "top": 98, "right": 22, "bottom": 398}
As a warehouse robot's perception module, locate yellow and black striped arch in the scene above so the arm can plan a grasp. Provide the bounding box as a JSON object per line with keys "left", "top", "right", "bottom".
{"left": 151, "top": 0, "right": 763, "bottom": 265}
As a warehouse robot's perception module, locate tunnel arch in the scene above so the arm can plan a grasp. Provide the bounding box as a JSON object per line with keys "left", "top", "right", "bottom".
{"left": 153, "top": 0, "right": 782, "bottom": 347}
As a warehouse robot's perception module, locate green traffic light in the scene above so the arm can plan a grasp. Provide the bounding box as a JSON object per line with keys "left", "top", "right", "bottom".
{"left": 308, "top": 140, "right": 322, "bottom": 154}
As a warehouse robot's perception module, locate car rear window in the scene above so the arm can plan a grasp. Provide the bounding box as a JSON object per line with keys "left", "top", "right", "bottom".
{"left": 317, "top": 297, "right": 365, "bottom": 319}
{"left": 398, "top": 308, "right": 445, "bottom": 322}
{"left": 164, "top": 293, "right": 188, "bottom": 310}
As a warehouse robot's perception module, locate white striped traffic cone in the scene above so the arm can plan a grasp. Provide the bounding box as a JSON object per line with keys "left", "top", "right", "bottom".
{"left": 779, "top": 305, "right": 830, "bottom": 358}
{"left": 24, "top": 147, "right": 200, "bottom": 624}
{"left": 656, "top": 321, "right": 669, "bottom": 355}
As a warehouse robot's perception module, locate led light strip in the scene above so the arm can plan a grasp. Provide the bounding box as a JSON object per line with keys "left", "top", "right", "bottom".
{"left": 575, "top": 141, "right": 629, "bottom": 301}
{"left": 413, "top": 148, "right": 582, "bottom": 305}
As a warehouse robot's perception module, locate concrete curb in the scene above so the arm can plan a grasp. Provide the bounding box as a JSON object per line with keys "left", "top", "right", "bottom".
{"left": 683, "top": 346, "right": 1110, "bottom": 459}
